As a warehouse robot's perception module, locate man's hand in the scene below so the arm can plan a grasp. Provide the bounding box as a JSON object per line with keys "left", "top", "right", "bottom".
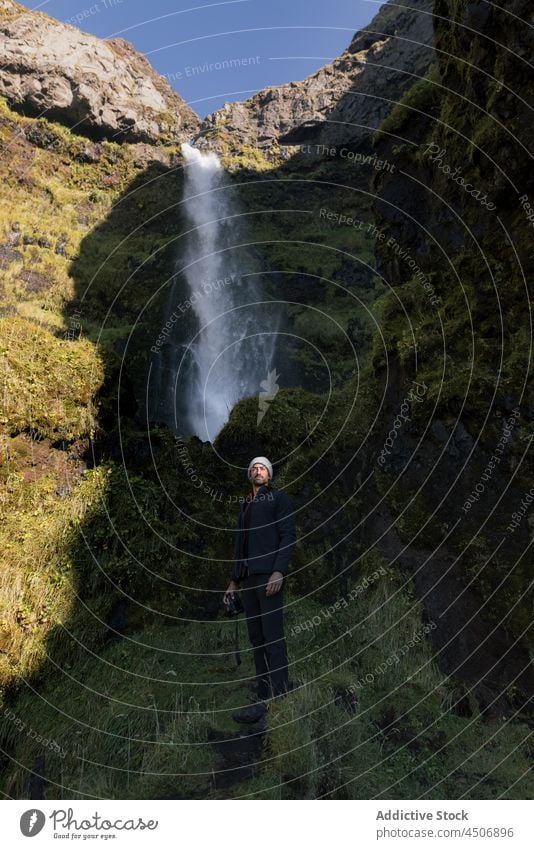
{"left": 266, "top": 571, "right": 284, "bottom": 596}
{"left": 223, "top": 580, "right": 239, "bottom": 606}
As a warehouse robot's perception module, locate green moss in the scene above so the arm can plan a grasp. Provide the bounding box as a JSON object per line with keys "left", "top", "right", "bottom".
{"left": 225, "top": 143, "right": 283, "bottom": 172}
{"left": 375, "top": 63, "right": 441, "bottom": 142}
{"left": 0, "top": 316, "right": 104, "bottom": 440}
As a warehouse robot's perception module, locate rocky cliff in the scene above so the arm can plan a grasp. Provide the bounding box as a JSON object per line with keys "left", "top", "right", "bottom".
{"left": 198, "top": 0, "right": 434, "bottom": 159}
{"left": 0, "top": 0, "right": 199, "bottom": 143}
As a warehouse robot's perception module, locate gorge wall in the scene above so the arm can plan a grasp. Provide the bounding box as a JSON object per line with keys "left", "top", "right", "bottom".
{"left": 370, "top": 0, "right": 534, "bottom": 713}
{"left": 0, "top": 0, "right": 532, "bottom": 801}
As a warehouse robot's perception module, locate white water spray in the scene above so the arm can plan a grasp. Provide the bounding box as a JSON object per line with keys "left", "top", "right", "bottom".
{"left": 170, "top": 142, "right": 279, "bottom": 442}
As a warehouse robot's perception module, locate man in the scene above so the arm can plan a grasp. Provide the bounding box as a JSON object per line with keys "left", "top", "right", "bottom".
{"left": 223, "top": 456, "right": 296, "bottom": 724}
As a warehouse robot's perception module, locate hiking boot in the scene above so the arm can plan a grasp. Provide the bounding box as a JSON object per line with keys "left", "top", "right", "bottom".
{"left": 243, "top": 713, "right": 268, "bottom": 734}
{"left": 232, "top": 701, "right": 267, "bottom": 724}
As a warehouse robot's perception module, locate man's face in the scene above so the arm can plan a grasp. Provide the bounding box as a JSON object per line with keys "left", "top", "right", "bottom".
{"left": 250, "top": 463, "right": 269, "bottom": 486}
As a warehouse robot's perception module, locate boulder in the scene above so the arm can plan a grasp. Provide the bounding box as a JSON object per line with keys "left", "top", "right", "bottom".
{"left": 0, "top": 0, "right": 199, "bottom": 144}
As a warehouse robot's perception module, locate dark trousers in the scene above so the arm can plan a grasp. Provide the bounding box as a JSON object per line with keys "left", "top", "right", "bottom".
{"left": 241, "top": 572, "right": 288, "bottom": 700}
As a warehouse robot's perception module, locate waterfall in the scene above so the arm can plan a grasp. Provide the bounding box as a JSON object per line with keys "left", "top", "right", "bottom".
{"left": 151, "top": 142, "right": 280, "bottom": 442}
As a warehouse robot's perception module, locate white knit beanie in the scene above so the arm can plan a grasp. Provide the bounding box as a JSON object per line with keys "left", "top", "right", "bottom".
{"left": 247, "top": 456, "right": 273, "bottom": 481}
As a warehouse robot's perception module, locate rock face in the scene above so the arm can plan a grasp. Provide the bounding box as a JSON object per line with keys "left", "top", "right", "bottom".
{"left": 198, "top": 0, "right": 434, "bottom": 155}
{"left": 0, "top": 0, "right": 199, "bottom": 144}
{"left": 370, "top": 0, "right": 534, "bottom": 714}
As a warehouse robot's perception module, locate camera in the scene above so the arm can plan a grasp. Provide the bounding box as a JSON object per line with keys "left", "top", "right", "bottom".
{"left": 224, "top": 592, "right": 243, "bottom": 617}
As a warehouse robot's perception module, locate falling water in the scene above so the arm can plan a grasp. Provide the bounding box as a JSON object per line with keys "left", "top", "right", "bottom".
{"left": 151, "top": 143, "right": 280, "bottom": 442}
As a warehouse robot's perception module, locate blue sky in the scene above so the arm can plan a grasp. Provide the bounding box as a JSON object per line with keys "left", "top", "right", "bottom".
{"left": 26, "top": 0, "right": 381, "bottom": 117}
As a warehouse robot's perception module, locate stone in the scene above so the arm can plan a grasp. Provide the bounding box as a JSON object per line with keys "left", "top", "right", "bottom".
{"left": 0, "top": 244, "right": 22, "bottom": 267}
{"left": 19, "top": 268, "right": 49, "bottom": 292}
{"left": 0, "top": 0, "right": 200, "bottom": 144}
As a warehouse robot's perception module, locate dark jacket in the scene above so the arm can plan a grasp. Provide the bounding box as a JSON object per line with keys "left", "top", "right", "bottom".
{"left": 232, "top": 484, "right": 296, "bottom": 582}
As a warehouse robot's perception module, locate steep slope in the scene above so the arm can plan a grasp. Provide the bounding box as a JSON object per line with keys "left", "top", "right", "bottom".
{"left": 0, "top": 0, "right": 198, "bottom": 705}
{"left": 0, "top": 0, "right": 199, "bottom": 143}
{"left": 368, "top": 0, "right": 534, "bottom": 703}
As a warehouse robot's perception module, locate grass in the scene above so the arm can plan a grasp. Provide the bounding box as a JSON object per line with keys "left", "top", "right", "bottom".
{"left": 0, "top": 466, "right": 110, "bottom": 692}
{"left": 3, "top": 555, "right": 533, "bottom": 799}
{"left": 0, "top": 316, "right": 104, "bottom": 440}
